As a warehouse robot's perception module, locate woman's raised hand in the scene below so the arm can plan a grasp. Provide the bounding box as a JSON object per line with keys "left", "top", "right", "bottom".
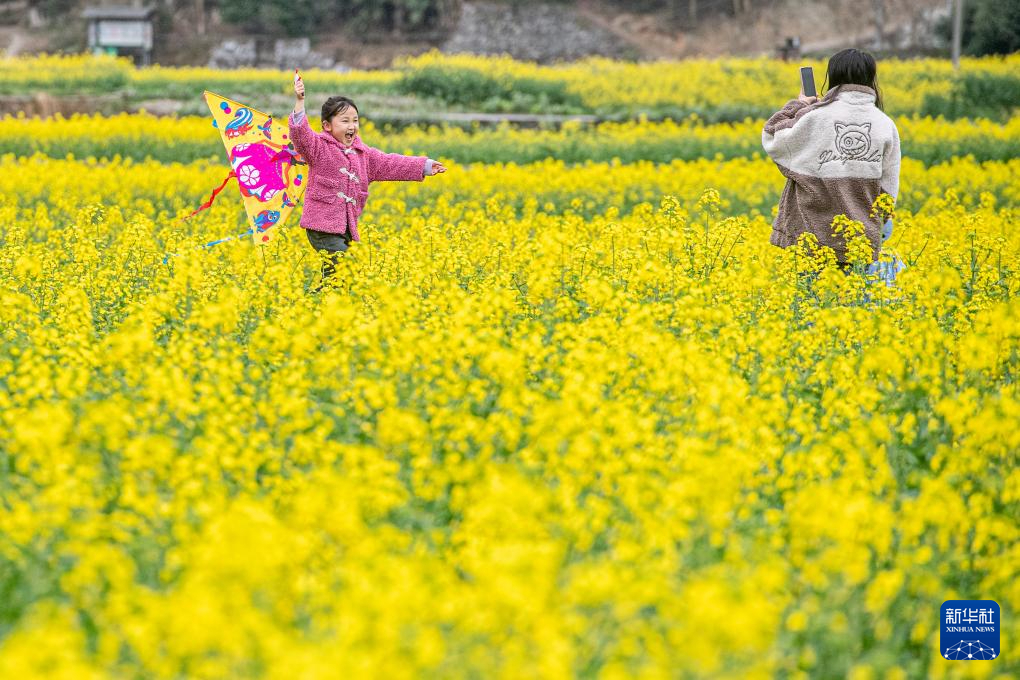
{"left": 797, "top": 87, "right": 817, "bottom": 105}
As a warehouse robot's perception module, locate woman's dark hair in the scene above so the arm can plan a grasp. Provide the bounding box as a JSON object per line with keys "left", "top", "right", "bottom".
{"left": 823, "top": 48, "right": 883, "bottom": 110}
{"left": 321, "top": 96, "right": 359, "bottom": 124}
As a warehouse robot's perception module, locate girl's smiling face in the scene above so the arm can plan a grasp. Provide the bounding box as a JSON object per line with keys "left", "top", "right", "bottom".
{"left": 323, "top": 104, "right": 359, "bottom": 146}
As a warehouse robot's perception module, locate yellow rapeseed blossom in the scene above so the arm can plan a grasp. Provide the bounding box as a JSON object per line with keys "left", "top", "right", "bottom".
{"left": 3, "top": 112, "right": 1018, "bottom": 167}
{"left": 0, "top": 60, "right": 1018, "bottom": 678}
{"left": 395, "top": 51, "right": 1020, "bottom": 117}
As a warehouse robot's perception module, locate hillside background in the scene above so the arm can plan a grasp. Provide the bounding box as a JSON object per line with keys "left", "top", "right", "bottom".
{"left": 4, "top": 0, "right": 1014, "bottom": 67}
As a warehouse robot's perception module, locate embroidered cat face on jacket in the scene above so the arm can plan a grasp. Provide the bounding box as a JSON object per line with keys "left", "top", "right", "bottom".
{"left": 834, "top": 122, "right": 871, "bottom": 159}
{"left": 817, "top": 120, "right": 883, "bottom": 168}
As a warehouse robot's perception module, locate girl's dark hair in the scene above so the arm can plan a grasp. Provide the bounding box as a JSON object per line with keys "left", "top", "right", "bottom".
{"left": 823, "top": 48, "right": 883, "bottom": 110}
{"left": 321, "top": 96, "right": 359, "bottom": 124}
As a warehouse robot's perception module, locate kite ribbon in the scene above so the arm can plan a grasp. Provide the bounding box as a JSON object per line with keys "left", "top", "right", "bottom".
{"left": 162, "top": 170, "right": 251, "bottom": 263}
{"left": 183, "top": 170, "right": 236, "bottom": 221}
{"left": 162, "top": 227, "right": 255, "bottom": 265}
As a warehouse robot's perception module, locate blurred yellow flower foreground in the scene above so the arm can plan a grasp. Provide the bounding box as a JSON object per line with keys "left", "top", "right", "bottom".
{"left": 0, "top": 145, "right": 1018, "bottom": 679}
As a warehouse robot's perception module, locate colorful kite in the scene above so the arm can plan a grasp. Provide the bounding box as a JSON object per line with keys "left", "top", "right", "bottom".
{"left": 188, "top": 92, "right": 308, "bottom": 244}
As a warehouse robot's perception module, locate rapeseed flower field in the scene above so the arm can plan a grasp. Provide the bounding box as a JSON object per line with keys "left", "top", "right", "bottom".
{"left": 4, "top": 52, "right": 1019, "bottom": 118}
{"left": 4, "top": 113, "right": 1020, "bottom": 165}
{"left": 0, "top": 55, "right": 1017, "bottom": 679}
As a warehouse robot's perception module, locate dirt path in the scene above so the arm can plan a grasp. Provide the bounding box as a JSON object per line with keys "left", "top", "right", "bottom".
{"left": 575, "top": 0, "right": 681, "bottom": 60}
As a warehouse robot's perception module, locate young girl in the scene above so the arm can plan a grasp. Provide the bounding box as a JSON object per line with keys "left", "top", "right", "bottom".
{"left": 290, "top": 71, "right": 447, "bottom": 288}
{"left": 762, "top": 49, "right": 900, "bottom": 267}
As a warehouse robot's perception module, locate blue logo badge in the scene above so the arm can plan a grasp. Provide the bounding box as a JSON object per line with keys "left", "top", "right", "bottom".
{"left": 941, "top": 600, "right": 1000, "bottom": 660}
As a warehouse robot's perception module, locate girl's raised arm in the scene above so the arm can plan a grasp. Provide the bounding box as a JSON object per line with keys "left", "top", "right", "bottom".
{"left": 366, "top": 148, "right": 430, "bottom": 183}
{"left": 762, "top": 98, "right": 816, "bottom": 169}
{"left": 288, "top": 71, "right": 326, "bottom": 165}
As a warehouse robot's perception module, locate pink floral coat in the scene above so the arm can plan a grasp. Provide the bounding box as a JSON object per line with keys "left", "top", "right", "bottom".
{"left": 288, "top": 112, "right": 428, "bottom": 240}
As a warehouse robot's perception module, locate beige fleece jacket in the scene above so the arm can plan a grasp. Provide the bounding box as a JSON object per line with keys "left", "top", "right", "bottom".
{"left": 762, "top": 84, "right": 901, "bottom": 262}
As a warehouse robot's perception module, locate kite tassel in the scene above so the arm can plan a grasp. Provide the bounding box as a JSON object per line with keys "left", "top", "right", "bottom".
{"left": 162, "top": 170, "right": 244, "bottom": 264}
{"left": 162, "top": 227, "right": 255, "bottom": 265}
{"left": 182, "top": 169, "right": 236, "bottom": 222}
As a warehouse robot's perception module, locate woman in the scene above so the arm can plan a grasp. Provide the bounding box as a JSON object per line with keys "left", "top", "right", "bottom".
{"left": 762, "top": 48, "right": 900, "bottom": 266}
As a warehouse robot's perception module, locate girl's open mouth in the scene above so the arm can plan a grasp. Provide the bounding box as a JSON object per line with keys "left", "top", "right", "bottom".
{"left": 344, "top": 132, "right": 354, "bottom": 142}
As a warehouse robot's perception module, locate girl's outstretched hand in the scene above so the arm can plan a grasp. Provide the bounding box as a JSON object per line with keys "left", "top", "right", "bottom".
{"left": 294, "top": 70, "right": 305, "bottom": 101}
{"left": 430, "top": 161, "right": 447, "bottom": 175}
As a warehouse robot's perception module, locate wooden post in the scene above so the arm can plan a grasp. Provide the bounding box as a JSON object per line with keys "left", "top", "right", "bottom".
{"left": 196, "top": 0, "right": 206, "bottom": 35}
{"left": 872, "top": 0, "right": 885, "bottom": 50}
{"left": 951, "top": 0, "right": 963, "bottom": 70}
